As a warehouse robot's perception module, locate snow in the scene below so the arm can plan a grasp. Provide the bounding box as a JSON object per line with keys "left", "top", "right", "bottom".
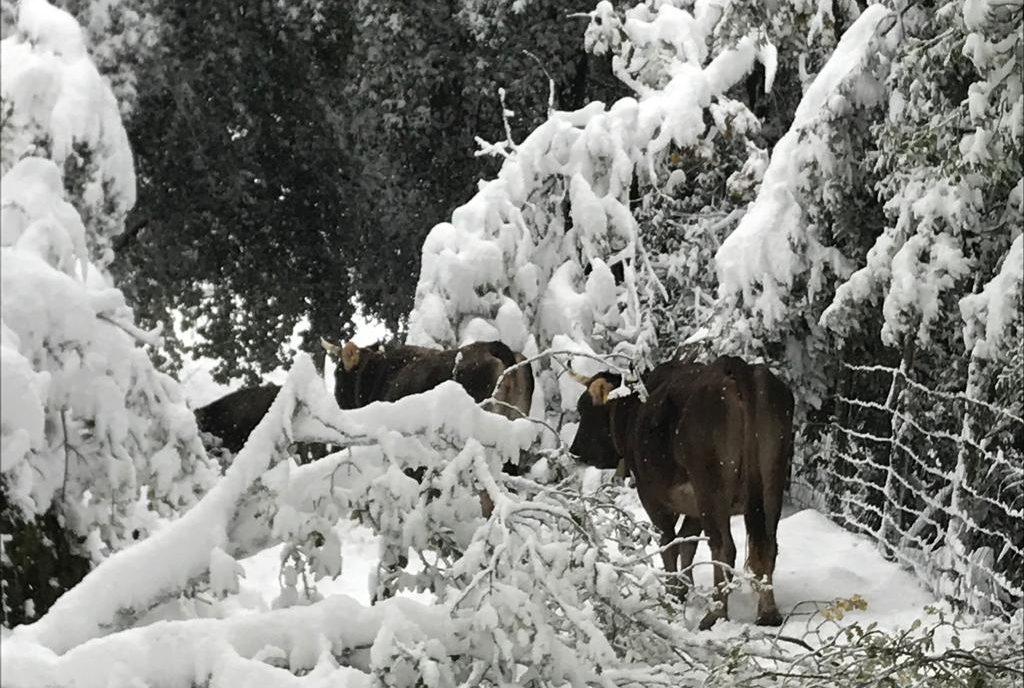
{"left": 11, "top": 354, "right": 328, "bottom": 653}
{"left": 715, "top": 5, "right": 892, "bottom": 328}
{"left": 959, "top": 234, "right": 1024, "bottom": 360}
{"left": 3, "top": 594, "right": 452, "bottom": 688}
{"left": 2, "top": 0, "right": 1019, "bottom": 684}
{"left": 694, "top": 508, "right": 940, "bottom": 632}
{"left": 0, "top": 323, "right": 49, "bottom": 479}
{"left": 881, "top": 231, "right": 971, "bottom": 346}
{"left": 236, "top": 520, "right": 430, "bottom": 610}
{"left": 962, "top": 0, "right": 995, "bottom": 30}
{"left": 2, "top": 488, "right": 959, "bottom": 687}
{"left": 1, "top": 0, "right": 135, "bottom": 261}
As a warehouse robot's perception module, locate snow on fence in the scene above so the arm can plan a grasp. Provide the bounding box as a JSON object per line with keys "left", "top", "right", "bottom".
{"left": 789, "top": 362, "right": 1023, "bottom": 619}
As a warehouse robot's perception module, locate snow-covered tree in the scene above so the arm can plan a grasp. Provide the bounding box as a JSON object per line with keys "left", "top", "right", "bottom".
{"left": 407, "top": 0, "right": 1022, "bottom": 617}
{"left": 407, "top": 0, "right": 782, "bottom": 420}
{"left": 1, "top": 0, "right": 215, "bottom": 625}
{"left": 708, "top": 0, "right": 1022, "bottom": 615}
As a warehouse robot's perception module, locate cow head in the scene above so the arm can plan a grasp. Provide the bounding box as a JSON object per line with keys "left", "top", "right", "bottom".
{"left": 321, "top": 338, "right": 373, "bottom": 409}
{"left": 568, "top": 371, "right": 622, "bottom": 470}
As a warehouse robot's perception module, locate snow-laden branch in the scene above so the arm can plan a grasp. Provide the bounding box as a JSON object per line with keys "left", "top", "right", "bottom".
{"left": 13, "top": 355, "right": 331, "bottom": 653}
{"left": 959, "top": 234, "right": 1023, "bottom": 361}
{"left": 715, "top": 4, "right": 893, "bottom": 329}
{"left": 2, "top": 595, "right": 458, "bottom": 688}
{"left": 13, "top": 366, "right": 538, "bottom": 654}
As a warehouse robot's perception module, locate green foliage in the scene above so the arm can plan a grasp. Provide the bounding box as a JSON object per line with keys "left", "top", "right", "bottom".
{"left": 0, "top": 484, "right": 91, "bottom": 628}
{"left": 106, "top": 0, "right": 357, "bottom": 382}
{"left": 96, "top": 0, "right": 627, "bottom": 382}
{"left": 708, "top": 604, "right": 1024, "bottom": 687}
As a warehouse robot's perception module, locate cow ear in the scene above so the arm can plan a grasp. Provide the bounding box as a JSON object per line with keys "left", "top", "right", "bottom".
{"left": 588, "top": 377, "right": 613, "bottom": 406}
{"left": 341, "top": 341, "right": 361, "bottom": 371}
{"left": 321, "top": 338, "right": 343, "bottom": 357}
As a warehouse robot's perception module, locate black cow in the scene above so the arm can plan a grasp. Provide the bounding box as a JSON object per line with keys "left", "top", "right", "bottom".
{"left": 193, "top": 384, "right": 281, "bottom": 456}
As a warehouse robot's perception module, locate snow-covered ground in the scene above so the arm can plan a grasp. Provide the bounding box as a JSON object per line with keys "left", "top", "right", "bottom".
{"left": 231, "top": 486, "right": 940, "bottom": 636}
{"left": 234, "top": 518, "right": 432, "bottom": 611}
{"left": 686, "top": 507, "right": 940, "bottom": 634}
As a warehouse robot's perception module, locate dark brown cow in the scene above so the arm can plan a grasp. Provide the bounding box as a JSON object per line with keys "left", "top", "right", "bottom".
{"left": 193, "top": 384, "right": 327, "bottom": 465}
{"left": 194, "top": 384, "right": 281, "bottom": 455}
{"left": 321, "top": 338, "right": 534, "bottom": 421}
{"left": 321, "top": 338, "right": 536, "bottom": 602}
{"left": 569, "top": 356, "right": 793, "bottom": 629}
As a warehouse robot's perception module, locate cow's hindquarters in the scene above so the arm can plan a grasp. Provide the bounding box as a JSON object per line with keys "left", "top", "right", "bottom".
{"left": 743, "top": 366, "right": 794, "bottom": 627}
{"left": 676, "top": 366, "right": 748, "bottom": 630}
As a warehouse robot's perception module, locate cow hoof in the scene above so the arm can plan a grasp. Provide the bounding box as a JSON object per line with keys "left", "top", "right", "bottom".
{"left": 698, "top": 612, "right": 725, "bottom": 631}
{"left": 755, "top": 608, "right": 784, "bottom": 627}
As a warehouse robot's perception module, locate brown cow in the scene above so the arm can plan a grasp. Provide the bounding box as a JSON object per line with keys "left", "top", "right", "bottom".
{"left": 321, "top": 339, "right": 534, "bottom": 421}
{"left": 569, "top": 356, "right": 793, "bottom": 629}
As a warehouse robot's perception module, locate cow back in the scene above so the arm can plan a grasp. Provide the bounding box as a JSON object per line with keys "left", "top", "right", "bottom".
{"left": 334, "top": 345, "right": 439, "bottom": 408}
{"left": 333, "top": 340, "right": 534, "bottom": 421}
{"left": 383, "top": 347, "right": 459, "bottom": 401}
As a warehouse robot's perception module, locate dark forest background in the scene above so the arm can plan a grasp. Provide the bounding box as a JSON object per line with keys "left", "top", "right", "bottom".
{"left": 81, "top": 0, "right": 630, "bottom": 381}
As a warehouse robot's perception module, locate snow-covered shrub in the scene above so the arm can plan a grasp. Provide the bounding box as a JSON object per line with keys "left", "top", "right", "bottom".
{"left": 713, "top": 4, "right": 894, "bottom": 408}
{"left": 52, "top": 0, "right": 162, "bottom": 119}
{"left": 1, "top": 0, "right": 136, "bottom": 265}
{"left": 0, "top": 0, "right": 214, "bottom": 626}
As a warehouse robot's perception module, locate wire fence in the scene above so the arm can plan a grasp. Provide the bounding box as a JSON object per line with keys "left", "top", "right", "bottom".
{"left": 789, "top": 362, "right": 1024, "bottom": 618}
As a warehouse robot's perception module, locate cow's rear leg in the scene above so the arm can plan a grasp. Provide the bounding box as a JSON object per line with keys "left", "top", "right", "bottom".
{"left": 746, "top": 479, "right": 784, "bottom": 626}
{"left": 748, "top": 537, "right": 781, "bottom": 626}
{"left": 650, "top": 509, "right": 686, "bottom": 603}
{"left": 676, "top": 515, "right": 703, "bottom": 599}
{"left": 699, "top": 512, "right": 736, "bottom": 631}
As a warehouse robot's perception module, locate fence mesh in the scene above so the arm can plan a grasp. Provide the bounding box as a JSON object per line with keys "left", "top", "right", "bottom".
{"left": 790, "top": 362, "right": 1024, "bottom": 618}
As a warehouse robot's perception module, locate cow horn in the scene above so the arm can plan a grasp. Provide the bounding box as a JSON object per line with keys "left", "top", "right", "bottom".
{"left": 321, "top": 338, "right": 343, "bottom": 357}
{"left": 341, "top": 341, "right": 361, "bottom": 371}
{"left": 565, "top": 363, "right": 591, "bottom": 386}
{"left": 588, "top": 377, "right": 613, "bottom": 406}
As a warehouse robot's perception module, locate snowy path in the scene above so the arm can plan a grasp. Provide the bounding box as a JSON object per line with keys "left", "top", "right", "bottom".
{"left": 235, "top": 495, "right": 941, "bottom": 637}
{"left": 686, "top": 507, "right": 939, "bottom": 635}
